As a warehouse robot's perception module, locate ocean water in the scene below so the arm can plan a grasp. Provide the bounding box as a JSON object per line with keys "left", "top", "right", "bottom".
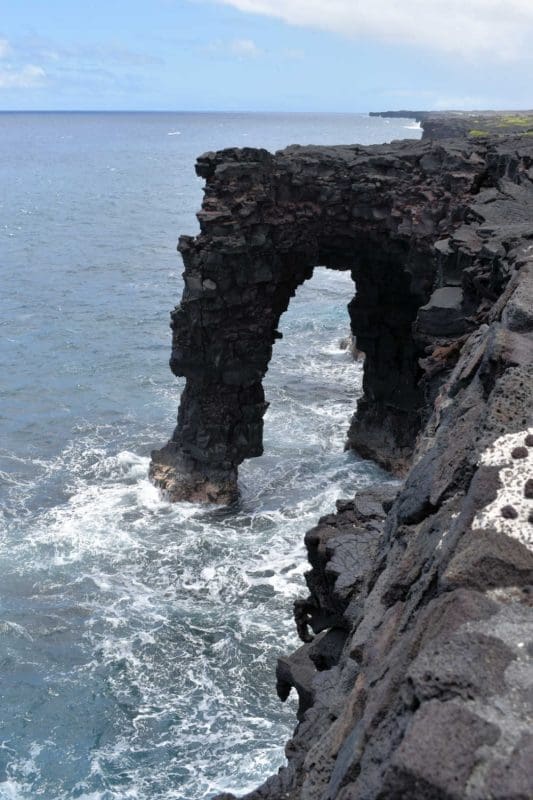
{"left": 0, "top": 112, "right": 421, "bottom": 800}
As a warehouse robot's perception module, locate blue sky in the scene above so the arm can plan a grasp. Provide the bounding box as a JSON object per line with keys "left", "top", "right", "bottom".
{"left": 1, "top": 0, "right": 532, "bottom": 111}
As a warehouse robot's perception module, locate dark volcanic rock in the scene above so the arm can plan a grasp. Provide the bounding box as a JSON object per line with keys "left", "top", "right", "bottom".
{"left": 152, "top": 115, "right": 533, "bottom": 798}
{"left": 372, "top": 109, "right": 533, "bottom": 141}
{"left": 416, "top": 286, "right": 469, "bottom": 336}
{"left": 379, "top": 701, "right": 501, "bottom": 799}
{"left": 152, "top": 124, "right": 533, "bottom": 495}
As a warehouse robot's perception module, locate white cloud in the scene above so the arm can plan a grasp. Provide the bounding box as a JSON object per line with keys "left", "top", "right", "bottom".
{"left": 0, "top": 64, "right": 46, "bottom": 89}
{"left": 0, "top": 38, "right": 47, "bottom": 90}
{"left": 0, "top": 37, "right": 12, "bottom": 58}
{"left": 212, "top": 0, "right": 533, "bottom": 61}
{"left": 204, "top": 37, "right": 263, "bottom": 58}
{"left": 203, "top": 38, "right": 305, "bottom": 61}
{"left": 41, "top": 49, "right": 60, "bottom": 62}
{"left": 230, "top": 37, "right": 262, "bottom": 57}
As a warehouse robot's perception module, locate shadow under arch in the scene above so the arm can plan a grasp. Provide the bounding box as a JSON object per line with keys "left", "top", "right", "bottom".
{"left": 150, "top": 144, "right": 440, "bottom": 503}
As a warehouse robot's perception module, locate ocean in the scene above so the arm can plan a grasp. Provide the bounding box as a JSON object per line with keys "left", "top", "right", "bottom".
{"left": 0, "top": 112, "right": 421, "bottom": 800}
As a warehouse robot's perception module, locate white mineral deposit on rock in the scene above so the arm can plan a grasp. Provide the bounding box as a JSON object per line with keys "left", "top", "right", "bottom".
{"left": 474, "top": 428, "right": 533, "bottom": 549}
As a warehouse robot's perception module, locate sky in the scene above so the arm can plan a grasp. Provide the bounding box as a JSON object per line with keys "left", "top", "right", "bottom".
{"left": 0, "top": 0, "right": 532, "bottom": 112}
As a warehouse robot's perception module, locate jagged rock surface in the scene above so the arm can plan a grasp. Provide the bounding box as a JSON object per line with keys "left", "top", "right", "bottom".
{"left": 210, "top": 131, "right": 533, "bottom": 799}
{"left": 151, "top": 119, "right": 533, "bottom": 798}
{"left": 151, "top": 132, "right": 533, "bottom": 499}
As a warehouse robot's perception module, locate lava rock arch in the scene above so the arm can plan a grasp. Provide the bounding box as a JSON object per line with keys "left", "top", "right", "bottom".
{"left": 150, "top": 140, "right": 485, "bottom": 503}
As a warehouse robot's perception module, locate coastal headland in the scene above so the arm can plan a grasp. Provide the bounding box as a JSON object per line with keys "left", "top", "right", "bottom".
{"left": 152, "top": 112, "right": 533, "bottom": 799}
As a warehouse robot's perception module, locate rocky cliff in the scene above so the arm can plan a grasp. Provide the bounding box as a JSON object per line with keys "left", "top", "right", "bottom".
{"left": 371, "top": 109, "right": 533, "bottom": 141}
{"left": 151, "top": 115, "right": 533, "bottom": 798}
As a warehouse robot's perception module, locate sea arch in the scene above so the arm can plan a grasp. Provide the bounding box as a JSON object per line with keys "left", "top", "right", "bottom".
{"left": 150, "top": 141, "right": 474, "bottom": 502}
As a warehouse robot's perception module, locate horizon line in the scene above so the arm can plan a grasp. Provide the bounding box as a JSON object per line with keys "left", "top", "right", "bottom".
{"left": 0, "top": 107, "right": 528, "bottom": 115}
{"left": 0, "top": 108, "right": 420, "bottom": 115}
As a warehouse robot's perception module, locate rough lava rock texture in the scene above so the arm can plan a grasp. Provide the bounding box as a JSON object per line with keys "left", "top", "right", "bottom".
{"left": 151, "top": 122, "right": 533, "bottom": 498}
{"left": 151, "top": 113, "right": 533, "bottom": 798}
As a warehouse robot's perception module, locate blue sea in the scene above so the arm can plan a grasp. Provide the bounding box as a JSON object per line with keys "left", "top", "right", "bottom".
{"left": 0, "top": 112, "right": 421, "bottom": 800}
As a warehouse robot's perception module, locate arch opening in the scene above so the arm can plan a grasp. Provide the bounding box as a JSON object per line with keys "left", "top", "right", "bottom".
{"left": 258, "top": 265, "right": 361, "bottom": 469}
{"left": 150, "top": 244, "right": 429, "bottom": 504}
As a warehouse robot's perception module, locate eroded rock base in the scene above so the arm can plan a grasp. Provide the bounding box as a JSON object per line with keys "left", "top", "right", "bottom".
{"left": 149, "top": 445, "right": 237, "bottom": 505}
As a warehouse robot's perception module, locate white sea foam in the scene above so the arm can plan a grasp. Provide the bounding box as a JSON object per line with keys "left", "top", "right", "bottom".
{"left": 1, "top": 267, "right": 387, "bottom": 800}
{"left": 0, "top": 780, "right": 27, "bottom": 800}
{"left": 0, "top": 112, "right": 423, "bottom": 800}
